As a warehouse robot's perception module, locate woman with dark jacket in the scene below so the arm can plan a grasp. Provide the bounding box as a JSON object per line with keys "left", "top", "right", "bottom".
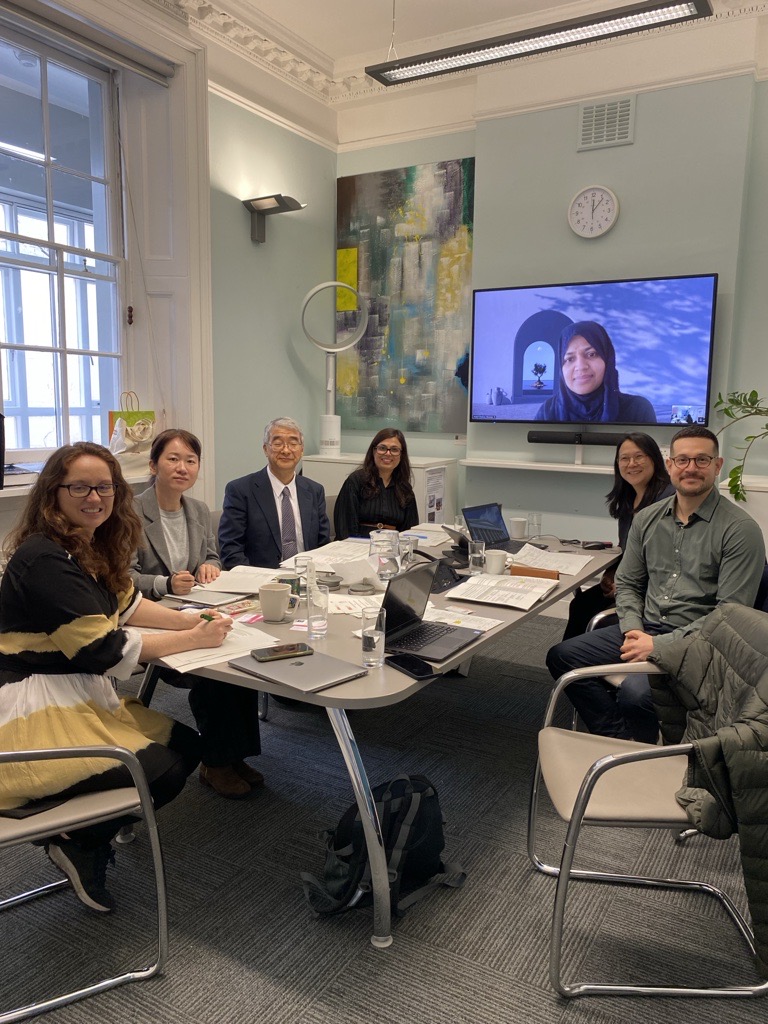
{"left": 535, "top": 321, "right": 656, "bottom": 424}
{"left": 333, "top": 428, "right": 419, "bottom": 539}
{"left": 131, "top": 428, "right": 262, "bottom": 800}
{"left": 562, "top": 432, "right": 674, "bottom": 639}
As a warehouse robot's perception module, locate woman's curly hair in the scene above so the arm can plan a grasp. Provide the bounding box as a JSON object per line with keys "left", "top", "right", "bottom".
{"left": 5, "top": 442, "right": 143, "bottom": 593}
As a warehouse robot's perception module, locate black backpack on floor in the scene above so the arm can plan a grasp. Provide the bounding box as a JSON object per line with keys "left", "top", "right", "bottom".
{"left": 301, "top": 774, "right": 466, "bottom": 917}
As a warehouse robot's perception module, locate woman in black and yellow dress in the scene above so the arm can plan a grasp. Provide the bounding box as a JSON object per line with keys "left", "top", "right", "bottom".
{"left": 333, "top": 428, "right": 419, "bottom": 540}
{"left": 0, "top": 442, "right": 231, "bottom": 913}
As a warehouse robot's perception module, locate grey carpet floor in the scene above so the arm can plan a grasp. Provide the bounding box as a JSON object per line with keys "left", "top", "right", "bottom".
{"left": 2, "top": 615, "right": 765, "bottom": 1023}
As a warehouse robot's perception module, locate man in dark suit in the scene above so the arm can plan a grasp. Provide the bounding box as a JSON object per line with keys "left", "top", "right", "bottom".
{"left": 219, "top": 416, "right": 331, "bottom": 569}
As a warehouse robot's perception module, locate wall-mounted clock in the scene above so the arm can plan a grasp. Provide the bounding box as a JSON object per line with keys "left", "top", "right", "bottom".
{"left": 568, "top": 185, "right": 619, "bottom": 238}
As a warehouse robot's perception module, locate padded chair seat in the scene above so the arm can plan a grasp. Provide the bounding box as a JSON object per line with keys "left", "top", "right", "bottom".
{"left": 539, "top": 727, "right": 689, "bottom": 825}
{"left": 0, "top": 788, "right": 142, "bottom": 848}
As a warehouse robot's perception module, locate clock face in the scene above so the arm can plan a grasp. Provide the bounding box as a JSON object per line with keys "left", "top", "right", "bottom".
{"left": 568, "top": 186, "right": 619, "bottom": 238}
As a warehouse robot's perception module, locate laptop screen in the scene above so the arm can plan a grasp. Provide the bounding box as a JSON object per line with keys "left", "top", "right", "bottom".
{"left": 382, "top": 561, "right": 438, "bottom": 638}
{"left": 462, "top": 502, "right": 510, "bottom": 544}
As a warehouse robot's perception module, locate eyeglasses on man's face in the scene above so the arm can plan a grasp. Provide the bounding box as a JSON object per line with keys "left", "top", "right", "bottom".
{"left": 58, "top": 483, "right": 116, "bottom": 497}
{"left": 267, "top": 438, "right": 303, "bottom": 451}
{"left": 617, "top": 454, "right": 648, "bottom": 466}
{"left": 670, "top": 454, "right": 716, "bottom": 469}
{"left": 375, "top": 445, "right": 402, "bottom": 456}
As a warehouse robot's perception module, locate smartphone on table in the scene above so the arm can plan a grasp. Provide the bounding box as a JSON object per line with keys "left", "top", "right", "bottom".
{"left": 251, "top": 643, "right": 313, "bottom": 663}
{"left": 384, "top": 653, "right": 439, "bottom": 680}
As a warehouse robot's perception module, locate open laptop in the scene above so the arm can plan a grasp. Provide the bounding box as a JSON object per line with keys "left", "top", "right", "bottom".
{"left": 228, "top": 651, "right": 368, "bottom": 694}
{"left": 383, "top": 561, "right": 482, "bottom": 662}
{"left": 462, "top": 502, "right": 530, "bottom": 555}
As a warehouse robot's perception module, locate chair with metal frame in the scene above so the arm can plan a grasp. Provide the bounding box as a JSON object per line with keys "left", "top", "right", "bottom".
{"left": 528, "top": 655, "right": 768, "bottom": 998}
{"left": 0, "top": 744, "right": 168, "bottom": 1022}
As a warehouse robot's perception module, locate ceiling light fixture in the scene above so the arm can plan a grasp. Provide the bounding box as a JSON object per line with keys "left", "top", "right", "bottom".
{"left": 365, "top": 0, "right": 712, "bottom": 86}
{"left": 242, "top": 194, "right": 306, "bottom": 244}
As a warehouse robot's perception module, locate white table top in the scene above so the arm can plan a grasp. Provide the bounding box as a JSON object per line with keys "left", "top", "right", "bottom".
{"left": 188, "top": 548, "right": 618, "bottom": 710}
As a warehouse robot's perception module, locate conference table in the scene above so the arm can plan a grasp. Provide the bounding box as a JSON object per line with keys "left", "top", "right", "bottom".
{"left": 139, "top": 544, "right": 618, "bottom": 948}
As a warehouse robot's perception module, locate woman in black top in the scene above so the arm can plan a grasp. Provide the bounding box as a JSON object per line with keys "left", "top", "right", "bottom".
{"left": 562, "top": 432, "right": 674, "bottom": 639}
{"left": 0, "top": 442, "right": 231, "bottom": 912}
{"left": 334, "top": 428, "right": 419, "bottom": 539}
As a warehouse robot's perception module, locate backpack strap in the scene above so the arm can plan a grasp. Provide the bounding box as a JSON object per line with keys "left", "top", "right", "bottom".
{"left": 396, "top": 861, "right": 467, "bottom": 914}
{"left": 386, "top": 781, "right": 421, "bottom": 909}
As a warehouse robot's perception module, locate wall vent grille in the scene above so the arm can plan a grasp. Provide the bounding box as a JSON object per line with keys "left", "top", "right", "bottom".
{"left": 578, "top": 97, "right": 635, "bottom": 150}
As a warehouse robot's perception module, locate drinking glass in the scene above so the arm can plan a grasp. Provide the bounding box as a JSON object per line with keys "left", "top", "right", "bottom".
{"left": 468, "top": 540, "right": 486, "bottom": 575}
{"left": 453, "top": 514, "right": 466, "bottom": 534}
{"left": 527, "top": 511, "right": 543, "bottom": 540}
{"left": 399, "top": 536, "right": 415, "bottom": 570}
{"left": 368, "top": 529, "right": 400, "bottom": 581}
{"left": 307, "top": 585, "right": 329, "bottom": 640}
{"left": 361, "top": 606, "right": 386, "bottom": 668}
{"left": 294, "top": 554, "right": 314, "bottom": 597}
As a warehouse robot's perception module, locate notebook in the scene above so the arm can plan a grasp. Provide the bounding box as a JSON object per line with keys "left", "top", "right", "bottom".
{"left": 165, "top": 588, "right": 249, "bottom": 607}
{"left": 227, "top": 651, "right": 368, "bottom": 693}
{"left": 462, "top": 502, "right": 529, "bottom": 555}
{"left": 383, "top": 561, "right": 482, "bottom": 662}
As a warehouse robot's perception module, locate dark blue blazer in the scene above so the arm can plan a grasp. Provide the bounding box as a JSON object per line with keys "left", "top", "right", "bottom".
{"left": 218, "top": 467, "right": 330, "bottom": 569}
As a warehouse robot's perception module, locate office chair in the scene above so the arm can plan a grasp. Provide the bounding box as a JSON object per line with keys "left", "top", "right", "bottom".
{"left": 0, "top": 745, "right": 168, "bottom": 1022}
{"left": 527, "top": 652, "right": 768, "bottom": 998}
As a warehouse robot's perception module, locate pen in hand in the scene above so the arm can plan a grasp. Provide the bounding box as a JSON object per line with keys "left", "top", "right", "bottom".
{"left": 200, "top": 613, "right": 215, "bottom": 622}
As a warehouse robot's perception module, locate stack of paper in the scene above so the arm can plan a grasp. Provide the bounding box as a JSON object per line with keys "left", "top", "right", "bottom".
{"left": 447, "top": 573, "right": 558, "bottom": 611}
{"left": 511, "top": 544, "right": 594, "bottom": 576}
{"left": 199, "top": 566, "right": 281, "bottom": 594}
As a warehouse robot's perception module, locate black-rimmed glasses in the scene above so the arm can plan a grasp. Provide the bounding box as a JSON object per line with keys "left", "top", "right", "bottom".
{"left": 670, "top": 455, "right": 715, "bottom": 469}
{"left": 58, "top": 484, "right": 116, "bottom": 497}
{"left": 375, "top": 445, "right": 402, "bottom": 456}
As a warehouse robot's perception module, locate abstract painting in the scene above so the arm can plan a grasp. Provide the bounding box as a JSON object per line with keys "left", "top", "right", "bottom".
{"left": 336, "top": 158, "right": 474, "bottom": 433}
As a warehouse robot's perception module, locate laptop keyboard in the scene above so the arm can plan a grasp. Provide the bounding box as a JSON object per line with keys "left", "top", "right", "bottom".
{"left": 394, "top": 621, "right": 453, "bottom": 651}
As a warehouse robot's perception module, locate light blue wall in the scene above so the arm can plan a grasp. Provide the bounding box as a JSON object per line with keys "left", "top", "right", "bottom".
{"left": 209, "top": 93, "right": 336, "bottom": 502}
{"left": 210, "top": 75, "right": 768, "bottom": 536}
{"left": 465, "top": 75, "right": 758, "bottom": 537}
{"left": 730, "top": 79, "right": 768, "bottom": 478}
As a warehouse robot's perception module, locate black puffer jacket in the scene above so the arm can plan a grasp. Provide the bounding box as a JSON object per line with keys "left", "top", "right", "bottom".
{"left": 649, "top": 603, "right": 768, "bottom": 976}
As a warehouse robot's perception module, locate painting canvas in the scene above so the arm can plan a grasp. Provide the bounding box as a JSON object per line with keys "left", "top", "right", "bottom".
{"left": 336, "top": 159, "right": 474, "bottom": 433}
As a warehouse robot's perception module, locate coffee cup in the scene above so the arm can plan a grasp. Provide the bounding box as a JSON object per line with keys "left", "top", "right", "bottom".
{"left": 484, "top": 550, "right": 507, "bottom": 574}
{"left": 509, "top": 517, "right": 527, "bottom": 540}
{"left": 275, "top": 572, "right": 301, "bottom": 596}
{"left": 259, "top": 582, "right": 298, "bottom": 622}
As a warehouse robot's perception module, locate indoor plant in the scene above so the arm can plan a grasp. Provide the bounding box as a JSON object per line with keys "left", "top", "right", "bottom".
{"left": 714, "top": 390, "right": 768, "bottom": 501}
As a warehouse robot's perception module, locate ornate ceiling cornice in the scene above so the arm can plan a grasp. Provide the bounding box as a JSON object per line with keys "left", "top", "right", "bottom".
{"left": 148, "top": 0, "right": 768, "bottom": 105}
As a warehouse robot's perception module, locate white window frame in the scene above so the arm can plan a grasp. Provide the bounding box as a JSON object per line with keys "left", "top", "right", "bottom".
{"left": 0, "top": 31, "right": 122, "bottom": 459}
{"left": 0, "top": 0, "right": 215, "bottom": 508}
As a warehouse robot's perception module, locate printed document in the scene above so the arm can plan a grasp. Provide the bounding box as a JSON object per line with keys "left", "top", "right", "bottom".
{"left": 511, "top": 544, "right": 594, "bottom": 576}
{"left": 447, "top": 574, "right": 558, "bottom": 611}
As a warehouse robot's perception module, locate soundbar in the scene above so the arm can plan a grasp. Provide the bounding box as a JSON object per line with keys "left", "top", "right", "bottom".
{"left": 527, "top": 430, "right": 627, "bottom": 448}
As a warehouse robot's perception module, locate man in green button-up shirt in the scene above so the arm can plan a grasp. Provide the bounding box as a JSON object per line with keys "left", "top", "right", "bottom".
{"left": 546, "top": 425, "right": 766, "bottom": 742}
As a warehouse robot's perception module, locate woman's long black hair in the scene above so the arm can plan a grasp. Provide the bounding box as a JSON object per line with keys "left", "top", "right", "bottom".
{"left": 606, "top": 432, "right": 670, "bottom": 520}
{"left": 360, "top": 428, "right": 414, "bottom": 508}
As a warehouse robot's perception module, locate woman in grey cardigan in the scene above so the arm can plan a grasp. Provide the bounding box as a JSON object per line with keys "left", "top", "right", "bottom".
{"left": 131, "top": 429, "right": 262, "bottom": 799}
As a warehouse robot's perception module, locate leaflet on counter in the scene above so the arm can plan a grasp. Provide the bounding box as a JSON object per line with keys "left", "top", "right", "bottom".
{"left": 447, "top": 574, "right": 558, "bottom": 611}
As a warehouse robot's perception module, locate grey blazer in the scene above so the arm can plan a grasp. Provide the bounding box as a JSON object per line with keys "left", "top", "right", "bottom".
{"left": 130, "top": 485, "right": 221, "bottom": 599}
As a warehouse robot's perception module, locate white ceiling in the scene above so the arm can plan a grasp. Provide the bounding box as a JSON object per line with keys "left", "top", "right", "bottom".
{"left": 226, "top": 0, "right": 631, "bottom": 69}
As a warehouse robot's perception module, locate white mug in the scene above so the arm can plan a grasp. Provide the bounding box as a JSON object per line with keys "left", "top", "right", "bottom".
{"left": 509, "top": 517, "right": 527, "bottom": 540}
{"left": 484, "top": 550, "right": 507, "bottom": 574}
{"left": 259, "top": 582, "right": 298, "bottom": 622}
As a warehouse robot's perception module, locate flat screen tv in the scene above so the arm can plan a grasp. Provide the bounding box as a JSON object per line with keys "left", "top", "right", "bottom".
{"left": 470, "top": 273, "right": 718, "bottom": 426}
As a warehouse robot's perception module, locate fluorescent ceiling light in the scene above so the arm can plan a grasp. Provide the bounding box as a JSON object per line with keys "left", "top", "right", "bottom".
{"left": 365, "top": 0, "right": 712, "bottom": 85}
